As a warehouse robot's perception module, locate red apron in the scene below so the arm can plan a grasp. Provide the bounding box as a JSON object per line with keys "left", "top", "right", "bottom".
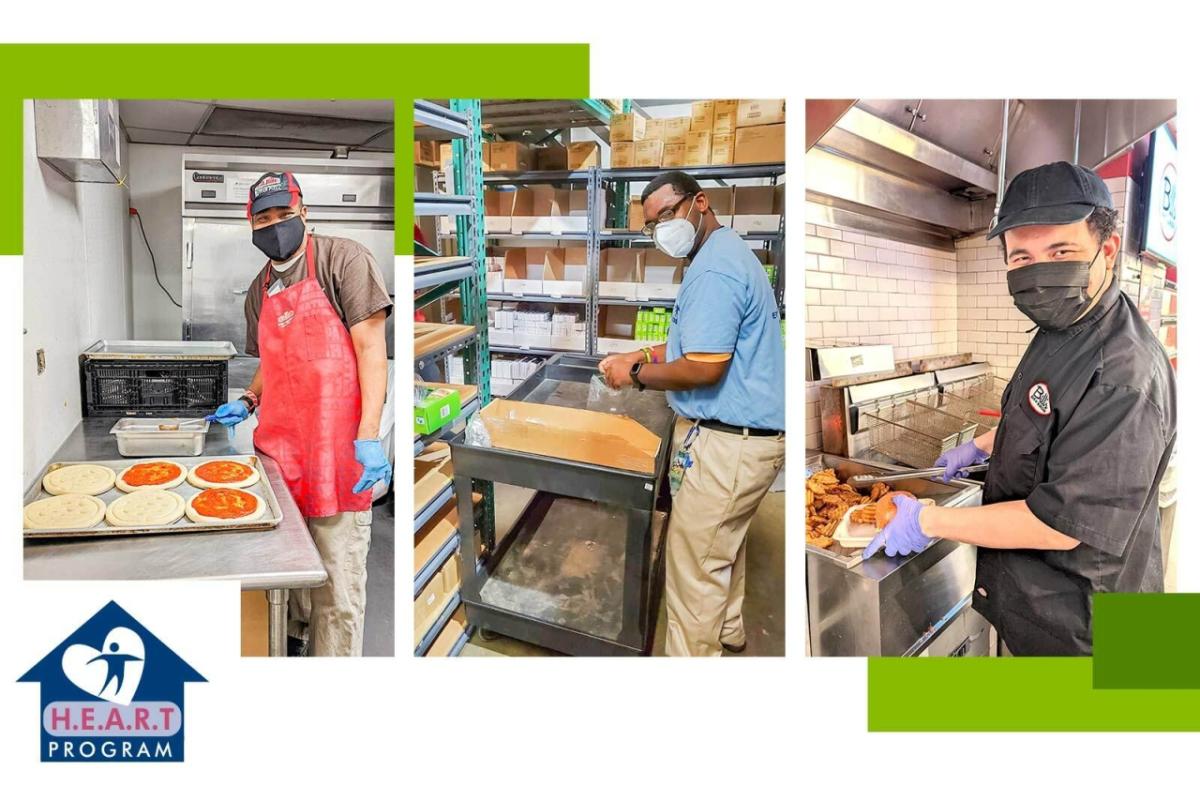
{"left": 253, "top": 237, "right": 371, "bottom": 518}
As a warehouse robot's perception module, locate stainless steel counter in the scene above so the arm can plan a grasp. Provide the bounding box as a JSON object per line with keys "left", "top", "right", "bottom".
{"left": 24, "top": 412, "right": 327, "bottom": 656}
{"left": 806, "top": 452, "right": 989, "bottom": 656}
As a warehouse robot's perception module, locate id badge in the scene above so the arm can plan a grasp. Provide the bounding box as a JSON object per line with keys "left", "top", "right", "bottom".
{"left": 668, "top": 422, "right": 701, "bottom": 497}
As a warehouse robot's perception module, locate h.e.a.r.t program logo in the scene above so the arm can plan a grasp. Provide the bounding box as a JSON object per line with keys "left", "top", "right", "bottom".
{"left": 18, "top": 600, "right": 205, "bottom": 762}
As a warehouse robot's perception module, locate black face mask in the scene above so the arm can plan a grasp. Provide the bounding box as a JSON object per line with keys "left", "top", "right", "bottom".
{"left": 1006, "top": 249, "right": 1102, "bottom": 331}
{"left": 252, "top": 215, "right": 305, "bottom": 262}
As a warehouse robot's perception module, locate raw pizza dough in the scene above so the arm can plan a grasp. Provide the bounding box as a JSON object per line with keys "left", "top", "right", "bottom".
{"left": 105, "top": 489, "right": 186, "bottom": 527}
{"left": 187, "top": 459, "right": 260, "bottom": 489}
{"left": 42, "top": 464, "right": 116, "bottom": 496}
{"left": 24, "top": 494, "right": 107, "bottom": 530}
{"left": 185, "top": 488, "right": 266, "bottom": 525}
{"left": 116, "top": 461, "right": 187, "bottom": 493}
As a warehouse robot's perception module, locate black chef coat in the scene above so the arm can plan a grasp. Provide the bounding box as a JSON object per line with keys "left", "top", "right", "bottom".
{"left": 973, "top": 275, "right": 1176, "bottom": 656}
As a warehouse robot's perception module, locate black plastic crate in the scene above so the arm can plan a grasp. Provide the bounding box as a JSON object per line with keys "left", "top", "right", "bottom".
{"left": 80, "top": 359, "right": 228, "bottom": 417}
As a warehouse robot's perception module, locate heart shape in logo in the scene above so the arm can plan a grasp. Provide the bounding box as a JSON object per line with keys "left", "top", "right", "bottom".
{"left": 61, "top": 626, "right": 145, "bottom": 706}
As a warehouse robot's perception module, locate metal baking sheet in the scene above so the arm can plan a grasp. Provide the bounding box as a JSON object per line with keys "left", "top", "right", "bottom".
{"left": 82, "top": 340, "right": 237, "bottom": 360}
{"left": 24, "top": 455, "right": 283, "bottom": 540}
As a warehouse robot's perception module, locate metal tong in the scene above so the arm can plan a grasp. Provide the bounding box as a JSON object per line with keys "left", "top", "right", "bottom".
{"left": 847, "top": 463, "right": 988, "bottom": 487}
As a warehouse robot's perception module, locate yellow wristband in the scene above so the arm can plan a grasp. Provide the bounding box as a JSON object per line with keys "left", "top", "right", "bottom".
{"left": 641, "top": 347, "right": 654, "bottom": 364}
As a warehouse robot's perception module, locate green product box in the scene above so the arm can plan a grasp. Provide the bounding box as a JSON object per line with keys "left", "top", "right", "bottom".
{"left": 414, "top": 387, "right": 462, "bottom": 435}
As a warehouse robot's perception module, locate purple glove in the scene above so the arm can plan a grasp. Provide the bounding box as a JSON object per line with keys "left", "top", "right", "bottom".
{"left": 862, "top": 495, "right": 932, "bottom": 559}
{"left": 934, "top": 440, "right": 988, "bottom": 481}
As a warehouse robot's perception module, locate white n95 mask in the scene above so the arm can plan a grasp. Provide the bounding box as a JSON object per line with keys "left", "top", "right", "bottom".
{"left": 652, "top": 196, "right": 698, "bottom": 258}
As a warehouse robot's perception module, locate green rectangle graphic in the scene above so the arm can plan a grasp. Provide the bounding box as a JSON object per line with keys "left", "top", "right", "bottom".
{"left": 868, "top": 657, "right": 1200, "bottom": 731}
{"left": 1093, "top": 593, "right": 1200, "bottom": 689}
{"left": 0, "top": 43, "right": 590, "bottom": 254}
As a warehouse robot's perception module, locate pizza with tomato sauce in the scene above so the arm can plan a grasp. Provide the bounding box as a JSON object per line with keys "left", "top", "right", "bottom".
{"left": 187, "top": 459, "right": 260, "bottom": 489}
{"left": 185, "top": 487, "right": 265, "bottom": 524}
{"left": 115, "top": 460, "right": 186, "bottom": 493}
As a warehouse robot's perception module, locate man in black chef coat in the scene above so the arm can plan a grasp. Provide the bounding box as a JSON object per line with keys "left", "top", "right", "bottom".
{"left": 863, "top": 161, "right": 1177, "bottom": 656}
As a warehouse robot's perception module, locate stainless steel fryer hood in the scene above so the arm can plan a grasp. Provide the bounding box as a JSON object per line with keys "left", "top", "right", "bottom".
{"left": 807, "top": 99, "right": 1176, "bottom": 249}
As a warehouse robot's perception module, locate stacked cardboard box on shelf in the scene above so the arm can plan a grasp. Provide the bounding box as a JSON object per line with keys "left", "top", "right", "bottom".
{"left": 622, "top": 100, "right": 785, "bottom": 169}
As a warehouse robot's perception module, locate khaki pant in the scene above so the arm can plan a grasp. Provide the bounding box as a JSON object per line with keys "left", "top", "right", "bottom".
{"left": 665, "top": 424, "right": 785, "bottom": 656}
{"left": 288, "top": 510, "right": 373, "bottom": 656}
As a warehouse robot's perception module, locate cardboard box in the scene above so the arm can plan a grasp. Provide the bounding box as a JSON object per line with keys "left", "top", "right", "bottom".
{"left": 568, "top": 141, "right": 602, "bottom": 170}
{"left": 664, "top": 117, "right": 692, "bottom": 144}
{"left": 599, "top": 248, "right": 643, "bottom": 298}
{"left": 501, "top": 188, "right": 535, "bottom": 235}
{"left": 635, "top": 139, "right": 663, "bottom": 168}
{"left": 414, "top": 557, "right": 457, "bottom": 647}
{"left": 610, "top": 112, "right": 646, "bottom": 142}
{"left": 484, "top": 189, "right": 518, "bottom": 234}
{"left": 731, "top": 185, "right": 783, "bottom": 233}
{"left": 543, "top": 247, "right": 587, "bottom": 297}
{"left": 644, "top": 118, "right": 665, "bottom": 141}
{"left": 599, "top": 305, "right": 637, "bottom": 339}
{"left": 439, "top": 142, "right": 455, "bottom": 170}
{"left": 569, "top": 189, "right": 590, "bottom": 222}
{"left": 639, "top": 251, "right": 684, "bottom": 300}
{"left": 690, "top": 101, "right": 714, "bottom": 131}
{"left": 734, "top": 124, "right": 785, "bottom": 165}
{"left": 517, "top": 186, "right": 571, "bottom": 233}
{"left": 501, "top": 249, "right": 544, "bottom": 294}
{"left": 480, "top": 142, "right": 493, "bottom": 172}
{"left": 712, "top": 100, "right": 739, "bottom": 135}
{"left": 702, "top": 186, "right": 734, "bottom": 226}
{"left": 684, "top": 131, "right": 711, "bottom": 166}
{"left": 736, "top": 99, "right": 786, "bottom": 128}
{"left": 488, "top": 141, "right": 533, "bottom": 172}
{"left": 534, "top": 143, "right": 568, "bottom": 171}
{"left": 414, "top": 140, "right": 440, "bottom": 167}
{"left": 662, "top": 142, "right": 686, "bottom": 168}
{"left": 612, "top": 141, "right": 636, "bottom": 169}
{"left": 414, "top": 387, "right": 462, "bottom": 435}
{"left": 481, "top": 399, "right": 662, "bottom": 474}
{"left": 710, "top": 132, "right": 735, "bottom": 165}
{"left": 627, "top": 198, "right": 645, "bottom": 232}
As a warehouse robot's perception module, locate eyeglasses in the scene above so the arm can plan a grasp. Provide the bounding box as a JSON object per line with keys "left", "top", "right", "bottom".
{"left": 641, "top": 194, "right": 695, "bottom": 237}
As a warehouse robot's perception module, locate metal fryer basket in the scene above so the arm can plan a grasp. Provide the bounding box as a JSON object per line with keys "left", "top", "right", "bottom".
{"left": 938, "top": 374, "right": 1008, "bottom": 433}
{"left": 862, "top": 400, "right": 978, "bottom": 468}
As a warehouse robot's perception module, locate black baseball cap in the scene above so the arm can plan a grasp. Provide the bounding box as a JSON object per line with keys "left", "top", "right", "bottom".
{"left": 245, "top": 171, "right": 303, "bottom": 219}
{"left": 987, "top": 161, "right": 1113, "bottom": 240}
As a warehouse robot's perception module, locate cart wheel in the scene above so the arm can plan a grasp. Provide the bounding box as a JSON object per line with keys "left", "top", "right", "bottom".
{"left": 478, "top": 628, "right": 500, "bottom": 642}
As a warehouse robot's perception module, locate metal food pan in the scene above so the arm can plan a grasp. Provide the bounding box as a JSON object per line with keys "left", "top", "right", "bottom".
{"left": 805, "top": 451, "right": 981, "bottom": 568}
{"left": 24, "top": 455, "right": 283, "bottom": 540}
{"left": 82, "top": 340, "right": 237, "bottom": 360}
{"left": 109, "top": 418, "right": 211, "bottom": 457}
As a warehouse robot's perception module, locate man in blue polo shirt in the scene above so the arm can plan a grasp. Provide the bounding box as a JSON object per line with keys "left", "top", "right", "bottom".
{"left": 600, "top": 170, "right": 785, "bottom": 656}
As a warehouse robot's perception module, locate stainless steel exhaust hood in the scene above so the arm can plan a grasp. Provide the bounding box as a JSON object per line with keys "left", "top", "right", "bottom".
{"left": 807, "top": 99, "right": 1176, "bottom": 250}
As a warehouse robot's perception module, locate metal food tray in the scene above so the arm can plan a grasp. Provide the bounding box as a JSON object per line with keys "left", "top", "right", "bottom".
{"left": 862, "top": 400, "right": 977, "bottom": 468}
{"left": 805, "top": 452, "right": 980, "bottom": 568}
{"left": 109, "top": 418, "right": 211, "bottom": 457}
{"left": 82, "top": 340, "right": 237, "bottom": 361}
{"left": 24, "top": 455, "right": 283, "bottom": 540}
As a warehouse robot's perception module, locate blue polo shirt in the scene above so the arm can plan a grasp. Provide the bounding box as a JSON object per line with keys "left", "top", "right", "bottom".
{"left": 664, "top": 226, "right": 785, "bottom": 430}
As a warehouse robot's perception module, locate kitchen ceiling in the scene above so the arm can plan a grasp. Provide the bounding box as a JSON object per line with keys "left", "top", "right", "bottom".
{"left": 118, "top": 99, "right": 395, "bottom": 153}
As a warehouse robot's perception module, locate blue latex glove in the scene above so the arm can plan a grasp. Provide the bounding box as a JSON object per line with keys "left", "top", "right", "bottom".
{"left": 352, "top": 439, "right": 392, "bottom": 495}
{"left": 862, "top": 495, "right": 933, "bottom": 559}
{"left": 934, "top": 440, "right": 989, "bottom": 481}
{"left": 206, "top": 400, "right": 250, "bottom": 428}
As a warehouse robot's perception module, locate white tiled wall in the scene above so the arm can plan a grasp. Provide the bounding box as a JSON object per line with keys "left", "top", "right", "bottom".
{"left": 954, "top": 234, "right": 1029, "bottom": 382}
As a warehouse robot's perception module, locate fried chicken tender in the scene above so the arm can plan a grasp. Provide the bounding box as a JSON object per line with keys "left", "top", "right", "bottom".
{"left": 806, "top": 468, "right": 874, "bottom": 549}
{"left": 869, "top": 482, "right": 889, "bottom": 502}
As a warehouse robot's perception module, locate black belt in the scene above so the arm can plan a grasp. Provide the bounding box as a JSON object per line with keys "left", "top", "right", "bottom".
{"left": 698, "top": 419, "right": 783, "bottom": 437}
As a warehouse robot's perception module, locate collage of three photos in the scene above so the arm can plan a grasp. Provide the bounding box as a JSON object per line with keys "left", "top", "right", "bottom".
{"left": 21, "top": 96, "right": 1178, "bottom": 661}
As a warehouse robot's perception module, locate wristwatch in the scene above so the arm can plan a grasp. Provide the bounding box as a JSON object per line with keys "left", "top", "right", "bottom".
{"left": 629, "top": 361, "right": 646, "bottom": 392}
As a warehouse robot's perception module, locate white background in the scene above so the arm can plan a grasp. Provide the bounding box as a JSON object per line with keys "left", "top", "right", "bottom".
{"left": 2, "top": 3, "right": 1197, "bottom": 798}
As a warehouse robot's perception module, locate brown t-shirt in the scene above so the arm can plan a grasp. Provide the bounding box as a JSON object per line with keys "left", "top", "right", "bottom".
{"left": 243, "top": 234, "right": 393, "bottom": 356}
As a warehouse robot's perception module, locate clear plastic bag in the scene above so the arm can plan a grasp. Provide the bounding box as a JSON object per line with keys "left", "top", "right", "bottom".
{"left": 587, "top": 373, "right": 628, "bottom": 414}
{"left": 465, "top": 411, "right": 492, "bottom": 447}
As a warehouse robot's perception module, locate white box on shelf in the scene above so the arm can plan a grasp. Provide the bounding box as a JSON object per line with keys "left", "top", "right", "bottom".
{"left": 599, "top": 249, "right": 643, "bottom": 299}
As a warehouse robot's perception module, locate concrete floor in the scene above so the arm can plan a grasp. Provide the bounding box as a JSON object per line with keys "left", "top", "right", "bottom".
{"left": 461, "top": 484, "right": 786, "bottom": 657}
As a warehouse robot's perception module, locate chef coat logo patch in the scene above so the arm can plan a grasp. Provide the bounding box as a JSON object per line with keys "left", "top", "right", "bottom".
{"left": 1028, "top": 382, "right": 1052, "bottom": 417}
{"left": 17, "top": 600, "right": 205, "bottom": 762}
{"left": 277, "top": 309, "right": 296, "bottom": 329}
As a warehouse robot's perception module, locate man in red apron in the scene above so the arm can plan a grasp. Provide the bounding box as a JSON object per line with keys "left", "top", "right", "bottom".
{"left": 208, "top": 172, "right": 393, "bottom": 657}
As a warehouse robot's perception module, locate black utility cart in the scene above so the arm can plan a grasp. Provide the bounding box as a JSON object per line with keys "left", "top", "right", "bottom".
{"left": 450, "top": 354, "right": 676, "bottom": 656}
